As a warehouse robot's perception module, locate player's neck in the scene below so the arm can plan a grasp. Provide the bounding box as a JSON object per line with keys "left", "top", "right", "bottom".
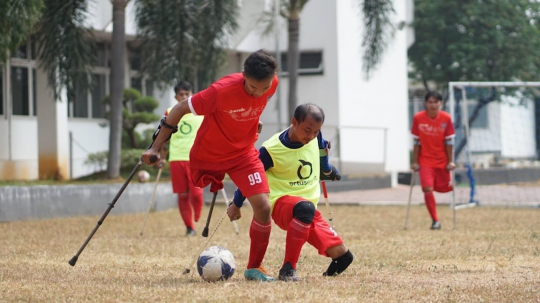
{"left": 427, "top": 110, "right": 439, "bottom": 119}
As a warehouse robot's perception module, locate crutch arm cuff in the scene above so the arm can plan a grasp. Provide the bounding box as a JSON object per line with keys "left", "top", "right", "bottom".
{"left": 233, "top": 188, "right": 245, "bottom": 208}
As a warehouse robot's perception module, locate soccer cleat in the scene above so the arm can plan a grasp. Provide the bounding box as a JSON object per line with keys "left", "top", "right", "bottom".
{"left": 430, "top": 220, "right": 441, "bottom": 230}
{"left": 186, "top": 227, "right": 196, "bottom": 236}
{"left": 278, "top": 262, "right": 301, "bottom": 282}
{"left": 244, "top": 267, "right": 275, "bottom": 282}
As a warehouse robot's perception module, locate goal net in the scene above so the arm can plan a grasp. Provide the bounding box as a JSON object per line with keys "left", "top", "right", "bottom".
{"left": 447, "top": 82, "right": 540, "bottom": 208}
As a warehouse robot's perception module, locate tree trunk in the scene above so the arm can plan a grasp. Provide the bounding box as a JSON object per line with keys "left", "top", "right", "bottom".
{"left": 287, "top": 14, "right": 300, "bottom": 122}
{"left": 106, "top": 0, "right": 127, "bottom": 179}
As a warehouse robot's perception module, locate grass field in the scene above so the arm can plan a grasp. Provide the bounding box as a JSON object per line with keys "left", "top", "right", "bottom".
{"left": 1, "top": 204, "right": 539, "bottom": 302}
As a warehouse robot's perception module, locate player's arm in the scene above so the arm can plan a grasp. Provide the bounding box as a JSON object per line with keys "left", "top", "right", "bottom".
{"left": 319, "top": 132, "right": 341, "bottom": 181}
{"left": 142, "top": 100, "right": 191, "bottom": 165}
{"left": 412, "top": 139, "right": 420, "bottom": 171}
{"left": 445, "top": 137, "right": 455, "bottom": 170}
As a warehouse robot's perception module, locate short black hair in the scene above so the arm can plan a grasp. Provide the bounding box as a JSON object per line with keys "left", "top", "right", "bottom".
{"left": 174, "top": 81, "right": 192, "bottom": 94}
{"left": 243, "top": 49, "right": 278, "bottom": 80}
{"left": 294, "top": 103, "right": 325, "bottom": 124}
{"left": 425, "top": 91, "right": 443, "bottom": 102}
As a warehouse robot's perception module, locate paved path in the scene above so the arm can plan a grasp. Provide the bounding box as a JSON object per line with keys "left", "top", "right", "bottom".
{"left": 322, "top": 184, "right": 540, "bottom": 207}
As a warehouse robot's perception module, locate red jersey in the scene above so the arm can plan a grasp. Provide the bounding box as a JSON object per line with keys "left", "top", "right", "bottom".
{"left": 411, "top": 110, "right": 455, "bottom": 168}
{"left": 188, "top": 73, "right": 278, "bottom": 162}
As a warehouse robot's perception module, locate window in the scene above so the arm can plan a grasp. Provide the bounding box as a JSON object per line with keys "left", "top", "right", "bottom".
{"left": 96, "top": 43, "right": 107, "bottom": 67}
{"left": 280, "top": 51, "right": 323, "bottom": 75}
{"left": 11, "top": 67, "right": 29, "bottom": 115}
{"left": 10, "top": 41, "right": 36, "bottom": 116}
{"left": 73, "top": 83, "right": 88, "bottom": 118}
{"left": 92, "top": 74, "right": 106, "bottom": 118}
{"left": 145, "top": 79, "right": 154, "bottom": 97}
{"left": 131, "top": 77, "right": 142, "bottom": 93}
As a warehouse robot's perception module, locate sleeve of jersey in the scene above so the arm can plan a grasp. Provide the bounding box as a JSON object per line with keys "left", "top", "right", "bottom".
{"left": 232, "top": 147, "right": 274, "bottom": 207}
{"left": 189, "top": 85, "right": 218, "bottom": 116}
{"left": 445, "top": 116, "right": 456, "bottom": 138}
{"left": 318, "top": 132, "right": 332, "bottom": 173}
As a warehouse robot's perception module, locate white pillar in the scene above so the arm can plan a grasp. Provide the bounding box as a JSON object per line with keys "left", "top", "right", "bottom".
{"left": 36, "top": 67, "right": 70, "bottom": 180}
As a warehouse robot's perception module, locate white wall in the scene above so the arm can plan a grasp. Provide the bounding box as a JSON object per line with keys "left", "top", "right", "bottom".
{"left": 500, "top": 98, "right": 536, "bottom": 158}
{"left": 68, "top": 120, "right": 110, "bottom": 178}
{"left": 336, "top": 0, "right": 410, "bottom": 175}
{"left": 0, "top": 118, "right": 39, "bottom": 179}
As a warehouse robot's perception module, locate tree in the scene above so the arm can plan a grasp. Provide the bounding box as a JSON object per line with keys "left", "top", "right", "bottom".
{"left": 261, "top": 0, "right": 395, "bottom": 120}
{"left": 103, "top": 88, "right": 160, "bottom": 148}
{"left": 0, "top": 0, "right": 43, "bottom": 63}
{"left": 35, "top": 0, "right": 96, "bottom": 102}
{"left": 107, "top": 0, "right": 129, "bottom": 179}
{"left": 409, "top": 0, "right": 540, "bottom": 93}
{"left": 135, "top": 0, "right": 238, "bottom": 91}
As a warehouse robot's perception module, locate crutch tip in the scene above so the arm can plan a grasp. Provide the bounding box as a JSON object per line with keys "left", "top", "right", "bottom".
{"left": 201, "top": 227, "right": 209, "bottom": 237}
{"left": 68, "top": 256, "right": 78, "bottom": 266}
{"left": 182, "top": 268, "right": 190, "bottom": 275}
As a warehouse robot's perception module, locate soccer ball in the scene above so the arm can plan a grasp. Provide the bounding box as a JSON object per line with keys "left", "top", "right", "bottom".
{"left": 197, "top": 246, "right": 236, "bottom": 282}
{"left": 137, "top": 170, "right": 150, "bottom": 183}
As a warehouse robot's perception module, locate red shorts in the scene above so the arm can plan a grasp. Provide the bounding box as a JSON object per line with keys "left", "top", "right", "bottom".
{"left": 169, "top": 161, "right": 200, "bottom": 193}
{"left": 190, "top": 147, "right": 269, "bottom": 196}
{"left": 272, "top": 196, "right": 343, "bottom": 257}
{"left": 419, "top": 166, "right": 453, "bottom": 193}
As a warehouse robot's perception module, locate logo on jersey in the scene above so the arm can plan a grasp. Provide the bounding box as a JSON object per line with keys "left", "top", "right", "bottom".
{"left": 418, "top": 123, "right": 446, "bottom": 137}
{"left": 225, "top": 105, "right": 265, "bottom": 122}
{"left": 179, "top": 121, "right": 192, "bottom": 134}
{"left": 289, "top": 159, "right": 318, "bottom": 186}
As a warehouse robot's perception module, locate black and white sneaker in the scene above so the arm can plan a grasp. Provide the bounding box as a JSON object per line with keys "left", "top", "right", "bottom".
{"left": 430, "top": 220, "right": 441, "bottom": 230}
{"left": 278, "top": 262, "right": 301, "bottom": 282}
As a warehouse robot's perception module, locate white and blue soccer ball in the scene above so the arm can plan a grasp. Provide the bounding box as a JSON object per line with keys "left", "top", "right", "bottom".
{"left": 197, "top": 246, "right": 236, "bottom": 282}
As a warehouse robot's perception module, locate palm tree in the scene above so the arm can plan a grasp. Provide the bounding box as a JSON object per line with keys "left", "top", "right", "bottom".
{"left": 0, "top": 0, "right": 43, "bottom": 63}
{"left": 261, "top": 0, "right": 395, "bottom": 120}
{"left": 135, "top": 0, "right": 238, "bottom": 91}
{"left": 107, "top": 0, "right": 129, "bottom": 179}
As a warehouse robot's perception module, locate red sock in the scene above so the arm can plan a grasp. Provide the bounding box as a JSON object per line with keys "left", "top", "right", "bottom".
{"left": 424, "top": 191, "right": 439, "bottom": 221}
{"left": 190, "top": 188, "right": 204, "bottom": 222}
{"left": 247, "top": 218, "right": 271, "bottom": 269}
{"left": 178, "top": 193, "right": 194, "bottom": 229}
{"left": 284, "top": 219, "right": 310, "bottom": 269}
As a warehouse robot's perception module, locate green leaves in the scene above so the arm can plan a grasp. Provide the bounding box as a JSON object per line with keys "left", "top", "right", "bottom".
{"left": 360, "top": 0, "right": 395, "bottom": 79}
{"left": 0, "top": 0, "right": 43, "bottom": 63}
{"left": 409, "top": 0, "right": 540, "bottom": 91}
{"left": 34, "top": 0, "right": 96, "bottom": 101}
{"left": 135, "top": 0, "right": 238, "bottom": 91}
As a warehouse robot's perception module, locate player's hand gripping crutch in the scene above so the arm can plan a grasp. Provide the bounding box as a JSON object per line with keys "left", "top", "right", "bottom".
{"left": 139, "top": 164, "right": 163, "bottom": 236}
{"left": 403, "top": 171, "right": 416, "bottom": 230}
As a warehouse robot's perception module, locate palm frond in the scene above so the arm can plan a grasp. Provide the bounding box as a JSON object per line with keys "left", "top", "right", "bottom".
{"left": 0, "top": 0, "right": 43, "bottom": 63}
{"left": 360, "top": 0, "right": 394, "bottom": 78}
{"left": 35, "top": 0, "right": 96, "bottom": 101}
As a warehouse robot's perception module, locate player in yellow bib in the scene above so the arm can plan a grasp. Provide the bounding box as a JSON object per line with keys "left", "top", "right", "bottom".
{"left": 161, "top": 81, "right": 204, "bottom": 236}
{"left": 229, "top": 103, "right": 353, "bottom": 281}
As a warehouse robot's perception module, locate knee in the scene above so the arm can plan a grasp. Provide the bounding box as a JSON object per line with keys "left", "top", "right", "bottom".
{"left": 326, "top": 244, "right": 348, "bottom": 259}
{"left": 248, "top": 194, "right": 271, "bottom": 216}
{"left": 293, "top": 201, "right": 315, "bottom": 224}
{"left": 422, "top": 187, "right": 433, "bottom": 193}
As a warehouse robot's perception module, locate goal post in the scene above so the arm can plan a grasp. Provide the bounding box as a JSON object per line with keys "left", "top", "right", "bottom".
{"left": 448, "top": 81, "right": 540, "bottom": 208}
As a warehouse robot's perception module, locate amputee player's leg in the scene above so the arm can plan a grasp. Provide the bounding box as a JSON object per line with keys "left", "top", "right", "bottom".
{"left": 419, "top": 166, "right": 440, "bottom": 229}
{"left": 186, "top": 161, "right": 203, "bottom": 222}
{"left": 305, "top": 210, "right": 353, "bottom": 276}
{"left": 433, "top": 168, "right": 453, "bottom": 193}
{"left": 228, "top": 148, "right": 274, "bottom": 282}
{"left": 272, "top": 196, "right": 313, "bottom": 281}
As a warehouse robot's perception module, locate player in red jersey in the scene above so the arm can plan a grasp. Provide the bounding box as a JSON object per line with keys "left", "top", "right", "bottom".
{"left": 411, "top": 91, "right": 455, "bottom": 230}
{"left": 142, "top": 49, "right": 278, "bottom": 281}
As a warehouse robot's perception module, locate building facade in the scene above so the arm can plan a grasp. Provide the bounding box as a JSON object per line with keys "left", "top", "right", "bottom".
{"left": 0, "top": 0, "right": 413, "bottom": 184}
